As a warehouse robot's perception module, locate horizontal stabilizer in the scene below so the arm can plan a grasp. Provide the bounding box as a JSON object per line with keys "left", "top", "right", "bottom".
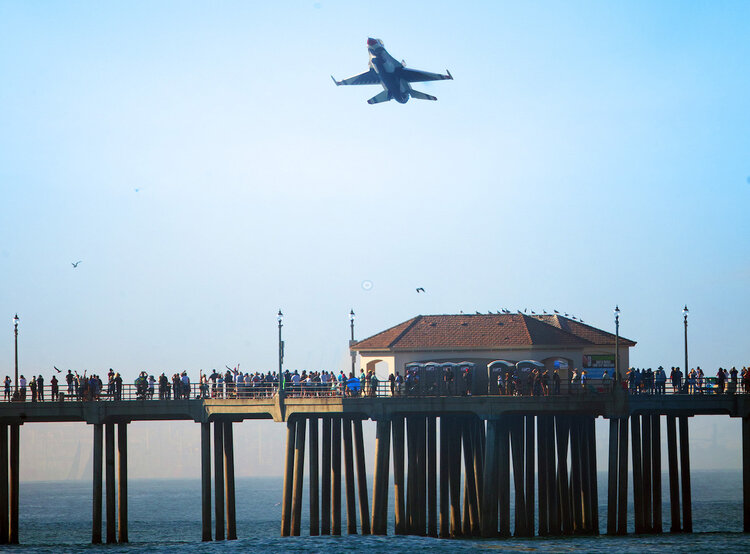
{"left": 409, "top": 89, "right": 437, "bottom": 101}
{"left": 367, "top": 90, "right": 390, "bottom": 104}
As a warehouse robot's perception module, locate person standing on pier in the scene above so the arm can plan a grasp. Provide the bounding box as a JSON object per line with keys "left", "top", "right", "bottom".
{"left": 114, "top": 372, "right": 123, "bottom": 401}
{"left": 66, "top": 370, "right": 74, "bottom": 396}
{"left": 51, "top": 374, "right": 58, "bottom": 400}
{"left": 37, "top": 375, "right": 44, "bottom": 401}
{"left": 30, "top": 375, "right": 37, "bottom": 402}
{"left": 3, "top": 375, "right": 10, "bottom": 400}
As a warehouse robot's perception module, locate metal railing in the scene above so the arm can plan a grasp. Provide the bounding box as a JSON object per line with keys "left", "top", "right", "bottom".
{"left": 1, "top": 376, "right": 747, "bottom": 402}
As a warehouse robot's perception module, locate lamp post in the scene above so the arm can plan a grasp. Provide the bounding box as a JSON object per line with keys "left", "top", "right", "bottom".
{"left": 277, "top": 310, "right": 284, "bottom": 396}
{"left": 614, "top": 306, "right": 620, "bottom": 384}
{"left": 349, "top": 310, "right": 356, "bottom": 375}
{"left": 13, "top": 313, "right": 19, "bottom": 395}
{"left": 683, "top": 305, "right": 689, "bottom": 377}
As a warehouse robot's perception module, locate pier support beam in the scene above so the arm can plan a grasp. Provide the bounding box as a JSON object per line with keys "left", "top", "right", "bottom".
{"left": 428, "top": 416, "right": 437, "bottom": 537}
{"left": 448, "top": 417, "right": 462, "bottom": 537}
{"left": 511, "top": 416, "right": 527, "bottom": 537}
{"left": 9, "top": 424, "right": 19, "bottom": 545}
{"left": 743, "top": 416, "right": 750, "bottom": 533}
{"left": 616, "top": 416, "right": 628, "bottom": 535}
{"left": 525, "top": 415, "right": 535, "bottom": 536}
{"left": 463, "top": 418, "right": 480, "bottom": 536}
{"left": 498, "top": 416, "right": 511, "bottom": 537}
{"left": 353, "top": 418, "right": 370, "bottom": 535}
{"left": 309, "top": 417, "right": 320, "bottom": 536}
{"left": 291, "top": 417, "right": 306, "bottom": 536}
{"left": 482, "top": 419, "right": 499, "bottom": 537}
{"left": 607, "top": 418, "right": 618, "bottom": 535}
{"left": 371, "top": 418, "right": 391, "bottom": 535}
{"left": 213, "top": 421, "right": 225, "bottom": 541}
{"left": 0, "top": 424, "right": 7, "bottom": 545}
{"left": 667, "top": 414, "right": 680, "bottom": 532}
{"left": 556, "top": 415, "right": 572, "bottom": 535}
{"left": 332, "top": 417, "right": 342, "bottom": 535}
{"left": 321, "top": 417, "right": 331, "bottom": 535}
{"left": 92, "top": 424, "right": 103, "bottom": 544}
{"left": 117, "top": 422, "right": 128, "bottom": 543}
{"left": 642, "top": 414, "right": 653, "bottom": 533}
{"left": 342, "top": 418, "right": 357, "bottom": 534}
{"left": 201, "top": 422, "right": 211, "bottom": 541}
{"left": 106, "top": 423, "right": 116, "bottom": 543}
{"left": 631, "top": 414, "right": 645, "bottom": 534}
{"left": 393, "top": 416, "right": 406, "bottom": 535}
{"left": 587, "top": 417, "right": 599, "bottom": 535}
{"left": 439, "top": 416, "right": 449, "bottom": 538}
{"left": 679, "top": 416, "right": 692, "bottom": 533}
{"left": 651, "top": 415, "right": 663, "bottom": 533}
{"left": 281, "top": 419, "right": 295, "bottom": 537}
{"left": 223, "top": 421, "right": 237, "bottom": 540}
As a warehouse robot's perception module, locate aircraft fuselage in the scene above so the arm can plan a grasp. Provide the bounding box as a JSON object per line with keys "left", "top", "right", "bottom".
{"left": 368, "top": 45, "right": 410, "bottom": 103}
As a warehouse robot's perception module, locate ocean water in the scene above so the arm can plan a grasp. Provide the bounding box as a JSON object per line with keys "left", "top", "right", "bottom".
{"left": 12, "top": 470, "right": 749, "bottom": 552}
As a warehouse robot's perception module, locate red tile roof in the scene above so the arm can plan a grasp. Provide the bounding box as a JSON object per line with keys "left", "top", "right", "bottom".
{"left": 352, "top": 313, "right": 635, "bottom": 352}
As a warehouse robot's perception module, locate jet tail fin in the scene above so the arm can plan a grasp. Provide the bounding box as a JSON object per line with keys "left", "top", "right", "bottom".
{"left": 367, "top": 90, "right": 390, "bottom": 104}
{"left": 409, "top": 89, "right": 437, "bottom": 101}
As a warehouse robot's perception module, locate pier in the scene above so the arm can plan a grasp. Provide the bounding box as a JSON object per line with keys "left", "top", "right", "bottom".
{"left": 0, "top": 387, "right": 748, "bottom": 543}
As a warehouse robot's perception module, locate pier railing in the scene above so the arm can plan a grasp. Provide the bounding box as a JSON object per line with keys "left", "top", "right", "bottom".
{"left": 2, "top": 376, "right": 746, "bottom": 403}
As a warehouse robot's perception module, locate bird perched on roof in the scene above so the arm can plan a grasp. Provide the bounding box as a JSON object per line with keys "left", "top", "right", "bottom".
{"left": 543, "top": 309, "right": 547, "bottom": 314}
{"left": 416, "top": 287, "right": 425, "bottom": 293}
{"left": 554, "top": 310, "right": 559, "bottom": 314}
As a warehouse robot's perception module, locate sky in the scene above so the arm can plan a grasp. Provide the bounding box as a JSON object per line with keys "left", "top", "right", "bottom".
{"left": 1, "top": 1, "right": 749, "bottom": 478}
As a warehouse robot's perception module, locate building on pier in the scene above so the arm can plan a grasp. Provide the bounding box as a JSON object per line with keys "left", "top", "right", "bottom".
{"left": 352, "top": 313, "right": 636, "bottom": 386}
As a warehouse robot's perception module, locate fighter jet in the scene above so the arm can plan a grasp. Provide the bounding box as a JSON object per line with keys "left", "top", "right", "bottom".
{"left": 332, "top": 38, "right": 453, "bottom": 104}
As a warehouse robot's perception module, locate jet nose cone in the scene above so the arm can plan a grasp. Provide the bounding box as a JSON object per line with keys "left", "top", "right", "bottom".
{"left": 367, "top": 38, "right": 377, "bottom": 46}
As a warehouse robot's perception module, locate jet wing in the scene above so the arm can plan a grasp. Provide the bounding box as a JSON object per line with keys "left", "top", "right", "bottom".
{"left": 331, "top": 68, "right": 380, "bottom": 86}
{"left": 401, "top": 68, "right": 453, "bottom": 83}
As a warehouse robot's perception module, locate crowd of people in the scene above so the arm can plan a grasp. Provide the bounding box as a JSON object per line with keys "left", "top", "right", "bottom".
{"left": 2, "top": 365, "right": 749, "bottom": 402}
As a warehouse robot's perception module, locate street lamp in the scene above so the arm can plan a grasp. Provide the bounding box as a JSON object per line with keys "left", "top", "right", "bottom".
{"left": 349, "top": 310, "right": 356, "bottom": 374}
{"left": 277, "top": 310, "right": 284, "bottom": 395}
{"left": 13, "top": 313, "right": 19, "bottom": 395}
{"left": 683, "top": 305, "right": 689, "bottom": 378}
{"left": 614, "top": 306, "right": 620, "bottom": 384}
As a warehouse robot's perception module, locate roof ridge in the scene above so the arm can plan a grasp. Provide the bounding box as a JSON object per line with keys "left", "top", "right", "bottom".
{"left": 388, "top": 315, "right": 423, "bottom": 348}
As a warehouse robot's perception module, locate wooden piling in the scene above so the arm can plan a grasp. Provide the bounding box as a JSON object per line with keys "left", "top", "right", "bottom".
{"left": 117, "top": 422, "right": 128, "bottom": 543}
{"left": 92, "top": 423, "right": 103, "bottom": 544}
{"left": 651, "top": 414, "right": 663, "bottom": 533}
{"left": 439, "top": 416, "right": 450, "bottom": 538}
{"left": 281, "top": 419, "right": 295, "bottom": 537}
{"left": 587, "top": 417, "right": 599, "bottom": 535}
{"left": 393, "top": 416, "right": 407, "bottom": 535}
{"left": 214, "top": 421, "right": 225, "bottom": 541}
{"left": 371, "top": 418, "right": 391, "bottom": 535}
{"left": 537, "top": 416, "right": 548, "bottom": 536}
{"left": 570, "top": 418, "right": 583, "bottom": 533}
{"left": 510, "top": 416, "right": 527, "bottom": 537}
{"left": 105, "top": 423, "right": 116, "bottom": 543}
{"left": 9, "top": 423, "right": 19, "bottom": 545}
{"left": 321, "top": 417, "right": 331, "bottom": 535}
{"left": 353, "top": 418, "right": 370, "bottom": 535}
{"left": 607, "top": 418, "right": 618, "bottom": 535}
{"left": 332, "top": 417, "right": 342, "bottom": 535}
{"left": 309, "top": 417, "right": 320, "bottom": 536}
{"left": 448, "top": 417, "right": 463, "bottom": 537}
{"left": 631, "top": 414, "right": 645, "bottom": 533}
{"left": 481, "top": 419, "right": 500, "bottom": 538}
{"left": 223, "top": 421, "right": 237, "bottom": 540}
{"left": 579, "top": 418, "right": 593, "bottom": 533}
{"left": 0, "top": 424, "right": 7, "bottom": 545}
{"left": 616, "top": 417, "right": 628, "bottom": 535}
{"left": 291, "top": 417, "right": 306, "bottom": 536}
{"left": 556, "top": 416, "right": 572, "bottom": 535}
{"left": 418, "top": 416, "right": 427, "bottom": 536}
{"left": 679, "top": 416, "right": 692, "bottom": 532}
{"left": 546, "top": 416, "right": 559, "bottom": 536}
{"left": 427, "top": 416, "right": 438, "bottom": 537}
{"left": 201, "top": 422, "right": 211, "bottom": 542}
{"left": 642, "top": 414, "right": 653, "bottom": 532}
{"left": 462, "top": 418, "right": 480, "bottom": 536}
{"left": 406, "top": 416, "right": 417, "bottom": 534}
{"left": 666, "top": 415, "right": 680, "bottom": 532}
{"left": 498, "top": 416, "right": 511, "bottom": 537}
{"left": 525, "top": 415, "right": 535, "bottom": 536}
{"left": 342, "top": 418, "right": 357, "bottom": 534}
{"left": 743, "top": 416, "right": 750, "bottom": 533}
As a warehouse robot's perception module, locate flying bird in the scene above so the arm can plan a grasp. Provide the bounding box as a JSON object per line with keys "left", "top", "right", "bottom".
{"left": 416, "top": 287, "right": 425, "bottom": 293}
{"left": 71, "top": 261, "right": 82, "bottom": 268}
{"left": 53, "top": 366, "right": 62, "bottom": 373}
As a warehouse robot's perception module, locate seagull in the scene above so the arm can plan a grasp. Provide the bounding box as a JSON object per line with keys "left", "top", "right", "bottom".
{"left": 564, "top": 313, "right": 569, "bottom": 317}
{"left": 554, "top": 310, "right": 559, "bottom": 314}
{"left": 517, "top": 310, "right": 522, "bottom": 314}
{"left": 531, "top": 310, "right": 536, "bottom": 315}
{"left": 53, "top": 366, "right": 62, "bottom": 373}
{"left": 416, "top": 287, "right": 425, "bottom": 293}
{"left": 475, "top": 311, "right": 481, "bottom": 314}
{"left": 71, "top": 261, "right": 82, "bottom": 268}
{"left": 524, "top": 308, "right": 528, "bottom": 313}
